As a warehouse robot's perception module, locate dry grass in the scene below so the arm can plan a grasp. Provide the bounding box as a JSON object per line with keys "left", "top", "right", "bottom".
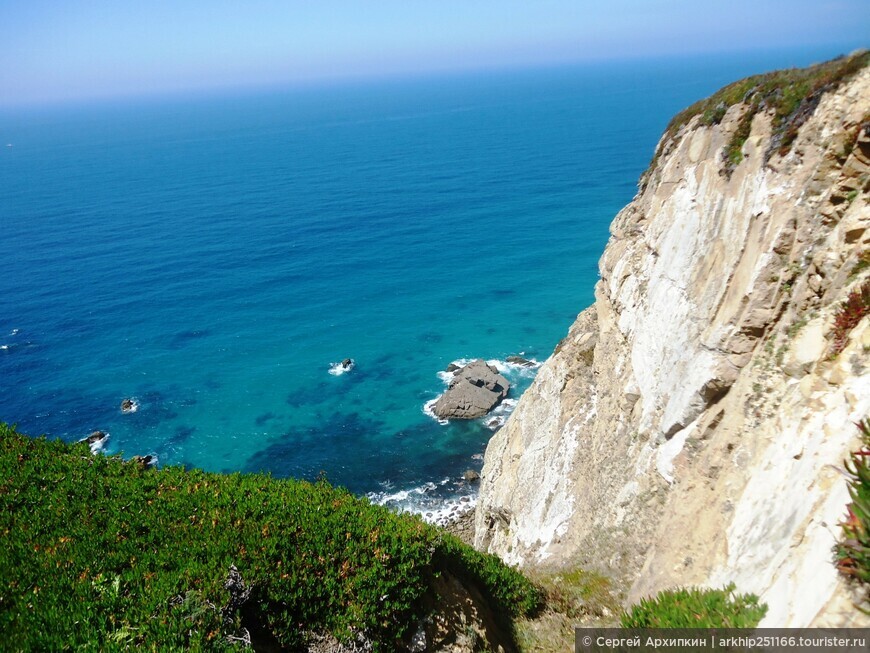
{"left": 514, "top": 568, "right": 622, "bottom": 652}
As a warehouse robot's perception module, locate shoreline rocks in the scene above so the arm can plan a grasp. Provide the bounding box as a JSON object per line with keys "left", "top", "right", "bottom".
{"left": 131, "top": 454, "right": 157, "bottom": 468}
{"left": 463, "top": 469, "right": 481, "bottom": 483}
{"left": 506, "top": 355, "right": 536, "bottom": 368}
{"left": 83, "top": 430, "right": 109, "bottom": 454}
{"left": 85, "top": 430, "right": 107, "bottom": 446}
{"left": 442, "top": 508, "right": 476, "bottom": 546}
{"left": 432, "top": 359, "right": 510, "bottom": 420}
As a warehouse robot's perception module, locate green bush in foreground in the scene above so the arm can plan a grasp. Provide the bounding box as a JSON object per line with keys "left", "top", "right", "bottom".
{"left": 0, "top": 424, "right": 540, "bottom": 651}
{"left": 620, "top": 584, "right": 767, "bottom": 628}
{"left": 835, "top": 418, "right": 870, "bottom": 604}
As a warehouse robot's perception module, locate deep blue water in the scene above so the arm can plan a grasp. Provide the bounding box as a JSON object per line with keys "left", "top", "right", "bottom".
{"left": 0, "top": 48, "right": 847, "bottom": 518}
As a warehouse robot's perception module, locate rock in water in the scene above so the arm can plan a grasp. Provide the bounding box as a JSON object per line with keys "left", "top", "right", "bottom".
{"left": 82, "top": 430, "right": 109, "bottom": 454}
{"left": 463, "top": 469, "right": 481, "bottom": 482}
{"left": 120, "top": 398, "right": 136, "bottom": 413}
{"left": 85, "top": 430, "right": 107, "bottom": 445}
{"left": 506, "top": 355, "right": 536, "bottom": 367}
{"left": 432, "top": 359, "right": 509, "bottom": 419}
{"left": 131, "top": 455, "right": 156, "bottom": 468}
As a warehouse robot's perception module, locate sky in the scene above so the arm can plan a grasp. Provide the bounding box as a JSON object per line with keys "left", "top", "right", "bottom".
{"left": 1, "top": 0, "right": 868, "bottom": 106}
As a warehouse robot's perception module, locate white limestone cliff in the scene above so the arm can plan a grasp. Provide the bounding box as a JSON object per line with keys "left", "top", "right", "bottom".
{"left": 475, "top": 60, "right": 870, "bottom": 626}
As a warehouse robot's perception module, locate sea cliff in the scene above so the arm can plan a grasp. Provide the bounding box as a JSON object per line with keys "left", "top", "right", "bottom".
{"left": 475, "top": 52, "right": 870, "bottom": 627}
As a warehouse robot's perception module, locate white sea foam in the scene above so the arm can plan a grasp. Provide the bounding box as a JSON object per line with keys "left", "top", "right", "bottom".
{"left": 422, "top": 398, "right": 448, "bottom": 425}
{"left": 0, "top": 345, "right": 8, "bottom": 351}
{"left": 441, "top": 356, "right": 542, "bottom": 380}
{"left": 488, "top": 357, "right": 543, "bottom": 377}
{"left": 9, "top": 329, "right": 18, "bottom": 336}
{"left": 367, "top": 477, "right": 476, "bottom": 527}
{"left": 436, "top": 358, "right": 471, "bottom": 385}
{"left": 80, "top": 432, "right": 110, "bottom": 454}
{"left": 492, "top": 398, "right": 518, "bottom": 413}
{"left": 486, "top": 397, "right": 520, "bottom": 430}
{"left": 328, "top": 359, "right": 355, "bottom": 376}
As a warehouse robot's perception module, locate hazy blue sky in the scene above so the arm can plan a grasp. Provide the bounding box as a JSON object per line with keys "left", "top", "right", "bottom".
{"left": 1, "top": 0, "right": 867, "bottom": 105}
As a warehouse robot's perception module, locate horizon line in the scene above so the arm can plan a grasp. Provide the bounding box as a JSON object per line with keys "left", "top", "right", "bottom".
{"left": 2, "top": 41, "right": 864, "bottom": 111}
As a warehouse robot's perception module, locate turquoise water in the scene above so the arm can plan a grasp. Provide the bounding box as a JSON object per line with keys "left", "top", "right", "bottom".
{"left": 0, "top": 49, "right": 845, "bottom": 518}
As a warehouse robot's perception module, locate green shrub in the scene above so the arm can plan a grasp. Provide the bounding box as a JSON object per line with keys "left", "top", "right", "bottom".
{"left": 642, "top": 51, "right": 869, "bottom": 185}
{"left": 725, "top": 109, "right": 755, "bottom": 167}
{"left": 620, "top": 584, "right": 767, "bottom": 628}
{"left": 850, "top": 250, "right": 870, "bottom": 281}
{"left": 0, "top": 424, "right": 539, "bottom": 651}
{"left": 434, "top": 533, "right": 543, "bottom": 620}
{"left": 834, "top": 418, "right": 870, "bottom": 605}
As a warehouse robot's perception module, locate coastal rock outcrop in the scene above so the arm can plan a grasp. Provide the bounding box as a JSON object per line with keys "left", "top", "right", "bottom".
{"left": 83, "top": 430, "right": 109, "bottom": 453}
{"left": 463, "top": 469, "right": 481, "bottom": 483}
{"left": 475, "top": 55, "right": 870, "bottom": 627}
{"left": 432, "top": 359, "right": 509, "bottom": 420}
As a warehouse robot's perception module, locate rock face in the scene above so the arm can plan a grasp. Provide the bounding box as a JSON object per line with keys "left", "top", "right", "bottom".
{"left": 475, "top": 60, "right": 870, "bottom": 627}
{"left": 433, "top": 359, "right": 510, "bottom": 419}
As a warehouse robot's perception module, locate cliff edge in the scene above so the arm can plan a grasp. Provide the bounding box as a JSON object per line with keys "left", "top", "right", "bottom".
{"left": 475, "top": 53, "right": 870, "bottom": 627}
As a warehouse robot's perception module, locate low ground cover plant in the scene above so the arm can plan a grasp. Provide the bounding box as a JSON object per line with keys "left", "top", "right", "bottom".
{"left": 643, "top": 51, "right": 869, "bottom": 184}
{"left": 0, "top": 424, "right": 540, "bottom": 651}
{"left": 620, "top": 584, "right": 767, "bottom": 628}
{"left": 835, "top": 418, "right": 870, "bottom": 607}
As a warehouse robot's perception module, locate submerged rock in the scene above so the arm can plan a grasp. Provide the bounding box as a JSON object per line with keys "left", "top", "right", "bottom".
{"left": 432, "top": 359, "right": 509, "bottom": 420}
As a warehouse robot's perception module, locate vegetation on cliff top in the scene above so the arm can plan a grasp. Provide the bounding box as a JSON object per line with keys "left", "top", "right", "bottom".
{"left": 0, "top": 424, "right": 541, "bottom": 651}
{"left": 642, "top": 50, "right": 869, "bottom": 185}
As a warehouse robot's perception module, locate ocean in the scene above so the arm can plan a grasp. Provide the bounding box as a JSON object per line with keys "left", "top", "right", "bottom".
{"left": 0, "top": 48, "right": 846, "bottom": 520}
